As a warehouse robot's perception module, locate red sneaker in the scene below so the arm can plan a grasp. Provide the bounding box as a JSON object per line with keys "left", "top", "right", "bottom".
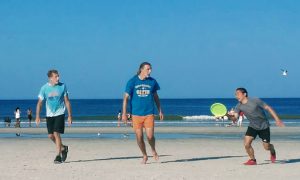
{"left": 243, "top": 159, "right": 257, "bottom": 165}
{"left": 270, "top": 151, "right": 276, "bottom": 163}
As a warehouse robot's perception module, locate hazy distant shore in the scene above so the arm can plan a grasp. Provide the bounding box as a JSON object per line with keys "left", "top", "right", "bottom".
{"left": 1, "top": 126, "right": 299, "bottom": 135}
{"left": 1, "top": 114, "right": 300, "bottom": 121}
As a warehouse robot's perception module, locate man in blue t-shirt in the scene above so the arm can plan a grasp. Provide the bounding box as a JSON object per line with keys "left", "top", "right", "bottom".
{"left": 122, "top": 62, "right": 163, "bottom": 164}
{"left": 36, "top": 70, "right": 72, "bottom": 164}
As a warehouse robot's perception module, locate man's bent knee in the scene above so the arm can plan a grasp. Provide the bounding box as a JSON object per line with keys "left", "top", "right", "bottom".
{"left": 48, "top": 134, "right": 54, "bottom": 139}
{"left": 147, "top": 136, "right": 155, "bottom": 142}
{"left": 263, "top": 143, "right": 271, "bottom": 150}
{"left": 244, "top": 143, "right": 252, "bottom": 149}
{"left": 53, "top": 131, "right": 61, "bottom": 137}
{"left": 135, "top": 131, "right": 144, "bottom": 141}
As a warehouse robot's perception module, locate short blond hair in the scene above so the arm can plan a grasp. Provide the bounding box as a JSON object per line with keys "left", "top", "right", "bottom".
{"left": 47, "top": 69, "right": 59, "bottom": 77}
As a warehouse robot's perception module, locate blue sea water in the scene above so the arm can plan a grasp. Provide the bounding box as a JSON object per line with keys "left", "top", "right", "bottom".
{"left": 1, "top": 99, "right": 300, "bottom": 139}
{"left": 1, "top": 98, "right": 300, "bottom": 117}
{"left": 0, "top": 98, "right": 300, "bottom": 128}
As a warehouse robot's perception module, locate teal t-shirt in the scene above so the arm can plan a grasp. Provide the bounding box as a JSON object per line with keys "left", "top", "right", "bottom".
{"left": 38, "top": 82, "right": 68, "bottom": 117}
{"left": 125, "top": 75, "right": 160, "bottom": 116}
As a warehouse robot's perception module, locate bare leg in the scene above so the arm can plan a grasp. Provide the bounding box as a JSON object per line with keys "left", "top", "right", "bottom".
{"left": 117, "top": 118, "right": 120, "bottom": 127}
{"left": 244, "top": 136, "right": 255, "bottom": 160}
{"left": 49, "top": 133, "right": 65, "bottom": 153}
{"left": 263, "top": 142, "right": 275, "bottom": 153}
{"left": 53, "top": 132, "right": 63, "bottom": 156}
{"left": 15, "top": 119, "right": 21, "bottom": 136}
{"left": 48, "top": 134, "right": 56, "bottom": 143}
{"left": 263, "top": 142, "right": 276, "bottom": 163}
{"left": 135, "top": 128, "right": 148, "bottom": 164}
{"left": 15, "top": 119, "right": 20, "bottom": 128}
{"left": 145, "top": 128, "right": 159, "bottom": 161}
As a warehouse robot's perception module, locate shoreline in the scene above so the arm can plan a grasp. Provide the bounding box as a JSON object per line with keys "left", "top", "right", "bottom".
{"left": 1, "top": 126, "right": 299, "bottom": 135}
{"left": 1, "top": 114, "right": 300, "bottom": 121}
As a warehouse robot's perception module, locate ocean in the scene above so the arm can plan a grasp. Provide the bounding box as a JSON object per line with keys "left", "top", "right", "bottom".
{"left": 1, "top": 98, "right": 300, "bottom": 128}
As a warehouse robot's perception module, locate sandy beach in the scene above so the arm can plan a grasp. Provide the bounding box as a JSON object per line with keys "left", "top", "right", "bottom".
{"left": 1, "top": 127, "right": 300, "bottom": 180}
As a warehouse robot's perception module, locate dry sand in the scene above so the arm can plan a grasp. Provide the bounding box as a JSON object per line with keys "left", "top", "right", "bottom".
{"left": 1, "top": 127, "right": 300, "bottom": 180}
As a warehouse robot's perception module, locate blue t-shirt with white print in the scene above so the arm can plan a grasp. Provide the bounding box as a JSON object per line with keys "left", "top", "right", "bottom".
{"left": 125, "top": 75, "right": 160, "bottom": 116}
{"left": 38, "top": 82, "right": 68, "bottom": 117}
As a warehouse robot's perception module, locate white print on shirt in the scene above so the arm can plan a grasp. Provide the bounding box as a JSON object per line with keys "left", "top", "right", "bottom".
{"left": 48, "top": 91, "right": 59, "bottom": 98}
{"left": 135, "top": 84, "right": 151, "bottom": 97}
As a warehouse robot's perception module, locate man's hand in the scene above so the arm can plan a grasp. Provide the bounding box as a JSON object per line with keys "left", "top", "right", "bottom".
{"left": 159, "top": 112, "right": 164, "bottom": 121}
{"left": 275, "top": 119, "right": 285, "bottom": 127}
{"left": 68, "top": 116, "right": 72, "bottom": 126}
{"left": 122, "top": 113, "right": 128, "bottom": 124}
{"left": 226, "top": 111, "right": 238, "bottom": 122}
{"left": 227, "top": 111, "right": 235, "bottom": 116}
{"left": 35, "top": 116, "right": 41, "bottom": 127}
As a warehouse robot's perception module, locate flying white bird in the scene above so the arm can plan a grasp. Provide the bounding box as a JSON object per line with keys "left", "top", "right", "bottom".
{"left": 281, "top": 69, "right": 288, "bottom": 76}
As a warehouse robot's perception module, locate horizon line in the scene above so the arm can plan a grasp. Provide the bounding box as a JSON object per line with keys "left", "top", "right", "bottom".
{"left": 1, "top": 97, "right": 300, "bottom": 100}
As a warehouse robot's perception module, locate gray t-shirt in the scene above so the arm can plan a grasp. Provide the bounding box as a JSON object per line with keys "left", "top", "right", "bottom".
{"left": 234, "top": 98, "right": 270, "bottom": 130}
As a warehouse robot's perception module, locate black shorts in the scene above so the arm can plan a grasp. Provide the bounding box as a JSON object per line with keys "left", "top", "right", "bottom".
{"left": 28, "top": 115, "right": 32, "bottom": 120}
{"left": 46, "top": 114, "right": 65, "bottom": 134}
{"left": 245, "top": 126, "right": 271, "bottom": 143}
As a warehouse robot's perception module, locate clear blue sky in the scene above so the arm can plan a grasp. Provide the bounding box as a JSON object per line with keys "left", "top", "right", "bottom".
{"left": 0, "top": 0, "right": 299, "bottom": 99}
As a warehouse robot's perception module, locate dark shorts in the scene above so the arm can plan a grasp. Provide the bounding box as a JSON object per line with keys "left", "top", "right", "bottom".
{"left": 28, "top": 115, "right": 32, "bottom": 120}
{"left": 245, "top": 126, "right": 271, "bottom": 143}
{"left": 46, "top": 114, "right": 65, "bottom": 134}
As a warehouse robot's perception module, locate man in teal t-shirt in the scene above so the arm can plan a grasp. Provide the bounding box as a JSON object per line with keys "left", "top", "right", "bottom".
{"left": 36, "top": 69, "right": 72, "bottom": 164}
{"left": 122, "top": 62, "right": 163, "bottom": 164}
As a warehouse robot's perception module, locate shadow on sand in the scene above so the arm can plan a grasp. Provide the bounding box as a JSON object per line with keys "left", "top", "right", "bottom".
{"left": 276, "top": 158, "right": 300, "bottom": 164}
{"left": 161, "top": 155, "right": 246, "bottom": 164}
{"left": 66, "top": 155, "right": 171, "bottom": 163}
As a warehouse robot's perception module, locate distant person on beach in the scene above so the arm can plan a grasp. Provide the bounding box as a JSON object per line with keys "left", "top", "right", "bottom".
{"left": 117, "top": 110, "right": 121, "bottom": 127}
{"left": 14, "top": 107, "right": 21, "bottom": 128}
{"left": 14, "top": 107, "right": 21, "bottom": 136}
{"left": 215, "top": 116, "right": 225, "bottom": 126}
{"left": 36, "top": 69, "right": 72, "bottom": 164}
{"left": 4, "top": 117, "right": 11, "bottom": 127}
{"left": 122, "top": 62, "right": 163, "bottom": 164}
{"left": 237, "top": 111, "right": 245, "bottom": 127}
{"left": 127, "top": 113, "right": 132, "bottom": 127}
{"left": 227, "top": 87, "right": 284, "bottom": 165}
{"left": 27, "top": 108, "right": 33, "bottom": 127}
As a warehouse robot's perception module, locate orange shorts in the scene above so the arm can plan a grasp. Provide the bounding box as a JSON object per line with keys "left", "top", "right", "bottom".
{"left": 132, "top": 115, "right": 155, "bottom": 130}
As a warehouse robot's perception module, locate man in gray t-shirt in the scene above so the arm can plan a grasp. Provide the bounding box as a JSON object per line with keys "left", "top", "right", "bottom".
{"left": 228, "top": 88, "right": 284, "bottom": 165}
{"left": 234, "top": 98, "right": 270, "bottom": 130}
